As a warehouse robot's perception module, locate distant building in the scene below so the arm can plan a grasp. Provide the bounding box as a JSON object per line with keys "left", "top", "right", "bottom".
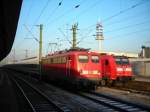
{"left": 95, "top": 51, "right": 138, "bottom": 58}
{"left": 139, "top": 46, "right": 150, "bottom": 58}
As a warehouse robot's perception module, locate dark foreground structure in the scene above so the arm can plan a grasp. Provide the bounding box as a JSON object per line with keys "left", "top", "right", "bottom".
{"left": 0, "top": 0, "right": 22, "bottom": 61}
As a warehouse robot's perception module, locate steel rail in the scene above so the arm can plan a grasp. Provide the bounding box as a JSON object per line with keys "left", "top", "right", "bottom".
{"left": 79, "top": 92, "right": 150, "bottom": 112}
{"left": 92, "top": 91, "right": 150, "bottom": 111}
{"left": 11, "top": 75, "right": 70, "bottom": 112}
{"left": 10, "top": 76, "right": 36, "bottom": 112}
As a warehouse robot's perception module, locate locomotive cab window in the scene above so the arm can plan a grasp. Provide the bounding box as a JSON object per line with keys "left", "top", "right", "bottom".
{"left": 115, "top": 58, "right": 122, "bottom": 65}
{"left": 91, "top": 55, "right": 99, "bottom": 63}
{"left": 78, "top": 55, "right": 88, "bottom": 63}
{"left": 115, "top": 58, "right": 129, "bottom": 65}
{"left": 122, "top": 58, "right": 129, "bottom": 65}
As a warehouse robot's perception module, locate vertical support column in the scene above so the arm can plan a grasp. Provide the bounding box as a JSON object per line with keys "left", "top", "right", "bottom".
{"left": 39, "top": 24, "right": 43, "bottom": 64}
{"left": 39, "top": 24, "right": 43, "bottom": 80}
{"left": 13, "top": 48, "right": 15, "bottom": 64}
{"left": 95, "top": 22, "right": 104, "bottom": 53}
{"left": 72, "top": 24, "right": 77, "bottom": 49}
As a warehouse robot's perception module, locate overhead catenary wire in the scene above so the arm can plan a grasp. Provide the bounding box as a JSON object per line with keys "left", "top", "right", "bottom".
{"left": 45, "top": 0, "right": 88, "bottom": 27}
{"left": 22, "top": 0, "right": 51, "bottom": 60}
{"left": 72, "top": 0, "right": 103, "bottom": 22}
{"left": 44, "top": 0, "right": 64, "bottom": 24}
{"left": 14, "top": 0, "right": 150, "bottom": 60}
{"left": 105, "top": 9, "right": 149, "bottom": 27}
{"left": 58, "top": 28, "right": 72, "bottom": 45}
{"left": 45, "top": 1, "right": 85, "bottom": 39}
{"left": 22, "top": 0, "right": 51, "bottom": 52}
{"left": 24, "top": 0, "right": 34, "bottom": 24}
{"left": 105, "top": 27, "right": 150, "bottom": 40}
{"left": 34, "top": 0, "right": 52, "bottom": 24}
{"left": 25, "top": 0, "right": 51, "bottom": 38}
{"left": 23, "top": 24, "right": 39, "bottom": 42}
{"left": 14, "top": 1, "right": 35, "bottom": 48}
{"left": 76, "top": 19, "right": 150, "bottom": 46}
{"left": 105, "top": 20, "right": 150, "bottom": 33}
{"left": 37, "top": 0, "right": 88, "bottom": 48}
{"left": 83, "top": 0, "right": 149, "bottom": 30}
{"left": 46, "top": 4, "right": 80, "bottom": 26}
{"left": 75, "top": 0, "right": 150, "bottom": 44}
{"left": 77, "top": 28, "right": 94, "bottom": 45}
{"left": 79, "top": 27, "right": 150, "bottom": 50}
{"left": 103, "top": 0, "right": 149, "bottom": 22}
{"left": 45, "top": 0, "right": 85, "bottom": 26}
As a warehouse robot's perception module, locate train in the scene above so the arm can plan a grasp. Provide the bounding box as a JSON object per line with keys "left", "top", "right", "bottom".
{"left": 41, "top": 49, "right": 133, "bottom": 89}
{"left": 101, "top": 55, "right": 133, "bottom": 85}
{"left": 4, "top": 49, "right": 133, "bottom": 90}
{"left": 42, "top": 48, "right": 102, "bottom": 89}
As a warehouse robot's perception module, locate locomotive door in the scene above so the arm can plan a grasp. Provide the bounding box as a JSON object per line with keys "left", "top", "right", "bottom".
{"left": 104, "top": 60, "right": 110, "bottom": 78}
{"left": 66, "top": 56, "right": 71, "bottom": 77}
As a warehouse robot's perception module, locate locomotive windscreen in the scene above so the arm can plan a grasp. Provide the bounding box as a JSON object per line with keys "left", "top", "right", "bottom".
{"left": 91, "top": 55, "right": 99, "bottom": 63}
{"left": 78, "top": 55, "right": 88, "bottom": 63}
{"left": 115, "top": 57, "right": 129, "bottom": 65}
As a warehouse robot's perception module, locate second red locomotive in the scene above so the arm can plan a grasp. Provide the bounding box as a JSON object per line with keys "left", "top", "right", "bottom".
{"left": 101, "top": 55, "right": 133, "bottom": 85}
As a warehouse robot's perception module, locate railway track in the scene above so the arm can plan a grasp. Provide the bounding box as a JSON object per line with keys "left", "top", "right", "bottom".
{"left": 7, "top": 69, "right": 120, "bottom": 112}
{"left": 113, "top": 87, "right": 150, "bottom": 96}
{"left": 79, "top": 91, "right": 150, "bottom": 112}
{"left": 6, "top": 68, "right": 150, "bottom": 112}
{"left": 112, "top": 81, "right": 150, "bottom": 96}
{"left": 10, "top": 76, "right": 71, "bottom": 112}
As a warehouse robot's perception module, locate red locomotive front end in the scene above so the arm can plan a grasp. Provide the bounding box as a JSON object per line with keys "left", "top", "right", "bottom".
{"left": 75, "top": 51, "right": 102, "bottom": 87}
{"left": 101, "top": 55, "right": 133, "bottom": 85}
{"left": 115, "top": 56, "right": 133, "bottom": 82}
{"left": 42, "top": 50, "right": 102, "bottom": 89}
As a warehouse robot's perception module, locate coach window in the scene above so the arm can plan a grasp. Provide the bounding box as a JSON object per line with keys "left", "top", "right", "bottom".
{"left": 91, "top": 55, "right": 99, "bottom": 63}
{"left": 78, "top": 55, "right": 88, "bottom": 63}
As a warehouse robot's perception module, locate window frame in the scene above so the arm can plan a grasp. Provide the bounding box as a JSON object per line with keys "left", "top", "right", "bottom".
{"left": 91, "top": 55, "right": 99, "bottom": 63}
{"left": 78, "top": 55, "right": 89, "bottom": 63}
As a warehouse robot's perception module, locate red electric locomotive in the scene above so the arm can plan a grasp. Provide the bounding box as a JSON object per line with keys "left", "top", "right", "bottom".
{"left": 42, "top": 49, "right": 102, "bottom": 89}
{"left": 101, "top": 55, "right": 133, "bottom": 85}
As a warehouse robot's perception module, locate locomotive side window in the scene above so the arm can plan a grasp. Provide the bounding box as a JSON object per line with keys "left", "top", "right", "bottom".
{"left": 58, "top": 57, "right": 61, "bottom": 63}
{"left": 44, "top": 59, "right": 48, "bottom": 64}
{"left": 49, "top": 57, "right": 66, "bottom": 64}
{"left": 61, "top": 57, "right": 66, "bottom": 63}
{"left": 48, "top": 58, "right": 51, "bottom": 63}
{"left": 91, "top": 55, "right": 99, "bottom": 63}
{"left": 78, "top": 55, "right": 88, "bottom": 63}
{"left": 53, "top": 58, "right": 57, "bottom": 63}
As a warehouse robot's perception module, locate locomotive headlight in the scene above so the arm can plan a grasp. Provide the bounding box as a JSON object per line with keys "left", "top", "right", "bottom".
{"left": 117, "top": 68, "right": 123, "bottom": 71}
{"left": 80, "top": 70, "right": 88, "bottom": 75}
{"left": 92, "top": 70, "right": 99, "bottom": 74}
{"left": 126, "top": 68, "right": 132, "bottom": 71}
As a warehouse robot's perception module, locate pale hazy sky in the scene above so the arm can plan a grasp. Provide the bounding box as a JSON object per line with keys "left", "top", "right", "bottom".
{"left": 9, "top": 0, "right": 150, "bottom": 60}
